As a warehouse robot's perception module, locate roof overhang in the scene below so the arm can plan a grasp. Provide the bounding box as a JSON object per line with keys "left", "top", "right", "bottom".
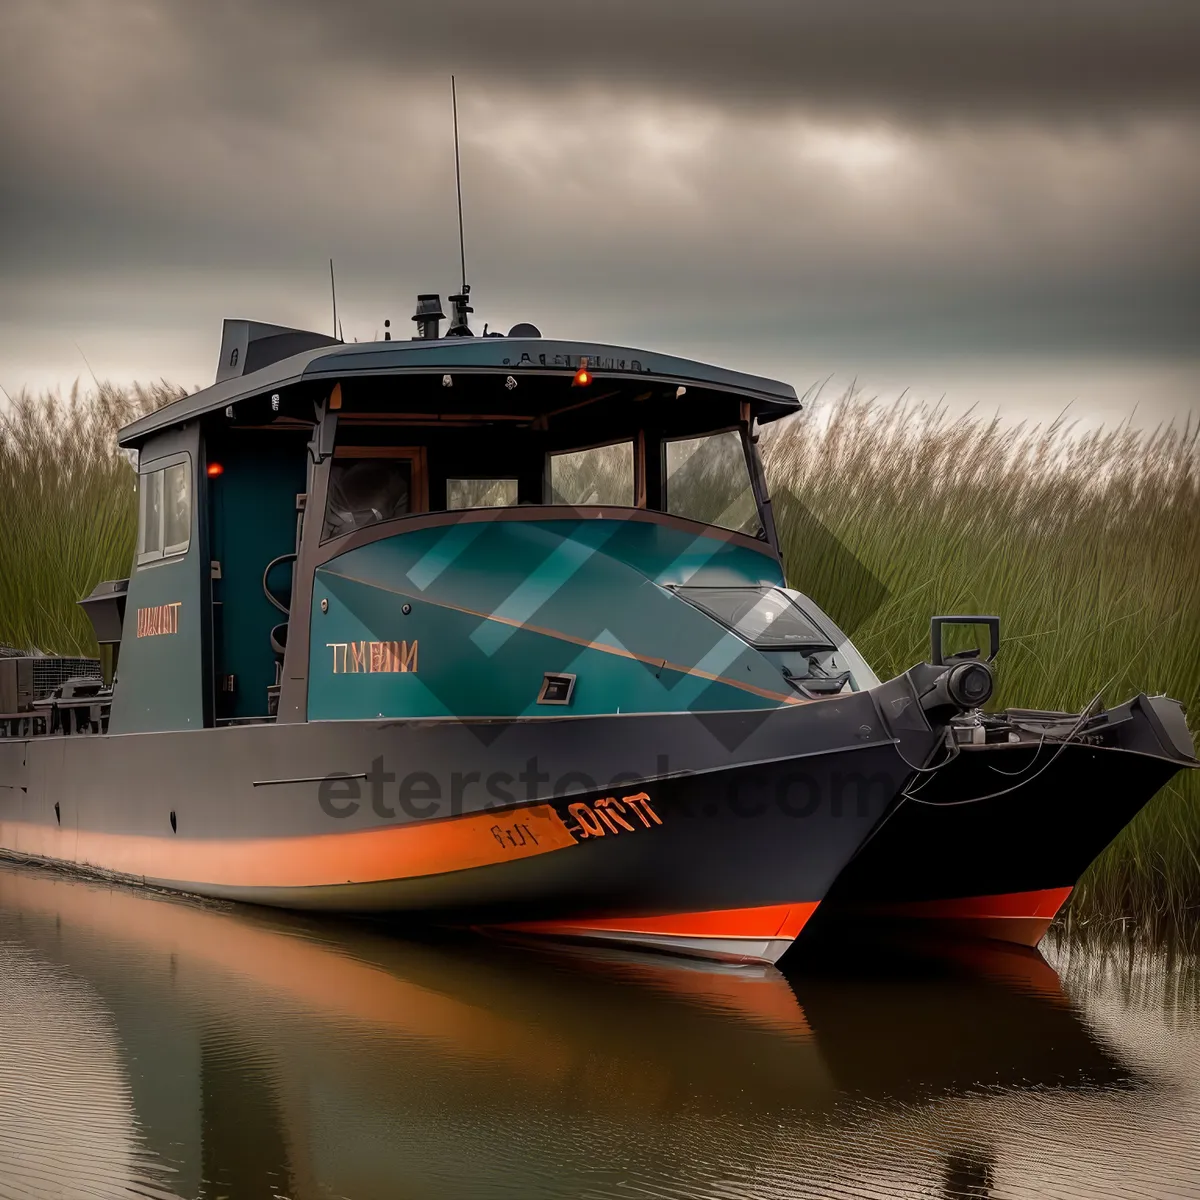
{"left": 118, "top": 336, "right": 800, "bottom": 449}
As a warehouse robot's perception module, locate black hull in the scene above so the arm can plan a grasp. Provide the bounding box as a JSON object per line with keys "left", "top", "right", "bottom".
{"left": 812, "top": 694, "right": 1197, "bottom": 947}
{"left": 0, "top": 673, "right": 943, "bottom": 964}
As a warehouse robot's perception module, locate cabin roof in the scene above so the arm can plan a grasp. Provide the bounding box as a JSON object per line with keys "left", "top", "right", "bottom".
{"left": 118, "top": 333, "right": 801, "bottom": 449}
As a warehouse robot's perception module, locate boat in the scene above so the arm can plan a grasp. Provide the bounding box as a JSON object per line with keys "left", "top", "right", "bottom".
{"left": 809, "top": 618, "right": 1198, "bottom": 947}
{"left": 0, "top": 287, "right": 995, "bottom": 964}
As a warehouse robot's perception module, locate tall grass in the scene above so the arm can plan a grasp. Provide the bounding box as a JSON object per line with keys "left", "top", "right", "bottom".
{"left": 766, "top": 391, "right": 1200, "bottom": 933}
{"left": 1, "top": 380, "right": 1196, "bottom": 927}
{"left": 0, "top": 381, "right": 178, "bottom": 655}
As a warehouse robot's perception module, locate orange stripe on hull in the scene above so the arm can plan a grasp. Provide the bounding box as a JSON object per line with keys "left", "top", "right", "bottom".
{"left": 0, "top": 804, "right": 578, "bottom": 890}
{"left": 862, "top": 887, "right": 1073, "bottom": 948}
{"left": 500, "top": 900, "right": 819, "bottom": 942}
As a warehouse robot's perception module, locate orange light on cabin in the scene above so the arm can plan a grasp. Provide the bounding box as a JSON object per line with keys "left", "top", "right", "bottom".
{"left": 207, "top": 462, "right": 224, "bottom": 477}
{"left": 573, "top": 366, "right": 592, "bottom": 387}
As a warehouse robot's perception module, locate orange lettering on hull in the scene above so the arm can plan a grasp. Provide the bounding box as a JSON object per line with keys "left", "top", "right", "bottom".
{"left": 327, "top": 640, "right": 419, "bottom": 673}
{"left": 567, "top": 791, "right": 664, "bottom": 839}
{"left": 136, "top": 602, "right": 182, "bottom": 637}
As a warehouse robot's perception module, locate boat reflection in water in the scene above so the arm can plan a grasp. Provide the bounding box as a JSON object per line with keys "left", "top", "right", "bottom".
{"left": 2, "top": 861, "right": 1196, "bottom": 1199}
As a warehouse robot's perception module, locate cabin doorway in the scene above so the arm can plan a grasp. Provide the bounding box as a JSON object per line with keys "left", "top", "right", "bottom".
{"left": 207, "top": 430, "right": 309, "bottom": 720}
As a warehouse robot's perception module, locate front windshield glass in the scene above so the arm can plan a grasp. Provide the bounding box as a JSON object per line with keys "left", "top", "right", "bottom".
{"left": 550, "top": 442, "right": 634, "bottom": 506}
{"left": 447, "top": 478, "right": 518, "bottom": 510}
{"left": 664, "top": 431, "right": 759, "bottom": 535}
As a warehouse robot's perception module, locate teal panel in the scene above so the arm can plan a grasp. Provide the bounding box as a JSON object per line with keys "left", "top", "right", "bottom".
{"left": 109, "top": 430, "right": 206, "bottom": 733}
{"left": 208, "top": 433, "right": 307, "bottom": 718}
{"left": 109, "top": 556, "right": 205, "bottom": 732}
{"left": 309, "top": 518, "right": 788, "bottom": 721}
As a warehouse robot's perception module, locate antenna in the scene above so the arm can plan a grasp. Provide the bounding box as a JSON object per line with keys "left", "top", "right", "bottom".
{"left": 329, "top": 258, "right": 339, "bottom": 340}
{"left": 451, "top": 75, "right": 467, "bottom": 294}
{"left": 445, "top": 76, "right": 475, "bottom": 336}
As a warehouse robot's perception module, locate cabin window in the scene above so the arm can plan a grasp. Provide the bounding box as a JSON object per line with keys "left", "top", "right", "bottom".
{"left": 162, "top": 463, "right": 191, "bottom": 555}
{"left": 139, "top": 471, "right": 163, "bottom": 559}
{"left": 664, "top": 431, "right": 759, "bottom": 535}
{"left": 447, "top": 478, "right": 519, "bottom": 510}
{"left": 137, "top": 458, "right": 191, "bottom": 564}
{"left": 549, "top": 442, "right": 634, "bottom": 506}
{"left": 323, "top": 454, "right": 415, "bottom": 540}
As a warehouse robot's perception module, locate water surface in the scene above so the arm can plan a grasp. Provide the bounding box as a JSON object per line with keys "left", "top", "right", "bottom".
{"left": 1, "top": 861, "right": 1198, "bottom": 1199}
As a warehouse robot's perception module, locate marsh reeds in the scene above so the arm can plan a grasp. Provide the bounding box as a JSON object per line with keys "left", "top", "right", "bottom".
{"left": 0, "top": 380, "right": 1196, "bottom": 927}
{"left": 0, "top": 381, "right": 178, "bottom": 655}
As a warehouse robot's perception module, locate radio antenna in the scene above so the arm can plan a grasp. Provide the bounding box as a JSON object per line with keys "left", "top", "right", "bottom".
{"left": 329, "top": 257, "right": 339, "bottom": 340}
{"left": 445, "top": 76, "right": 475, "bottom": 336}
{"left": 452, "top": 75, "right": 467, "bottom": 294}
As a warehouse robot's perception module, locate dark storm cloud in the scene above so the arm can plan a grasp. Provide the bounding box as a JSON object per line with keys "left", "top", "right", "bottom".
{"left": 0, "top": 0, "right": 1197, "bottom": 390}
{"left": 107, "top": 0, "right": 1200, "bottom": 119}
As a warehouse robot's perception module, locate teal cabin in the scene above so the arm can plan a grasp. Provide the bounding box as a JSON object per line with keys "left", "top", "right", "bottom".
{"left": 101, "top": 295, "right": 869, "bottom": 735}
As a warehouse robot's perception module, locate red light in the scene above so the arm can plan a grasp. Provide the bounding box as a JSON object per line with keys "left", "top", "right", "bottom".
{"left": 207, "top": 462, "right": 224, "bottom": 477}
{"left": 573, "top": 368, "right": 592, "bottom": 387}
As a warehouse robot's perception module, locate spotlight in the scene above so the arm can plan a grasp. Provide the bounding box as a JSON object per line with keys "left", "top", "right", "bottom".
{"left": 947, "top": 660, "right": 994, "bottom": 709}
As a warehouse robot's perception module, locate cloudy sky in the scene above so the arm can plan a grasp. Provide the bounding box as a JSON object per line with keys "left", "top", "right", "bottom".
{"left": 2, "top": 0, "right": 1197, "bottom": 427}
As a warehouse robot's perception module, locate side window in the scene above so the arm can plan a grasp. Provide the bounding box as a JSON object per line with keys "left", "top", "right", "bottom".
{"left": 139, "top": 470, "right": 164, "bottom": 559}
{"left": 138, "top": 459, "right": 191, "bottom": 564}
{"left": 549, "top": 442, "right": 634, "bottom": 506}
{"left": 447, "top": 478, "right": 518, "bottom": 510}
{"left": 163, "top": 463, "right": 191, "bottom": 555}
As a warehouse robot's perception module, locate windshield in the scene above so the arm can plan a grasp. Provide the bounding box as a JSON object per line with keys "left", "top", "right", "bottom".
{"left": 664, "top": 431, "right": 760, "bottom": 536}
{"left": 550, "top": 442, "right": 634, "bottom": 506}
{"left": 447, "top": 478, "right": 518, "bottom": 510}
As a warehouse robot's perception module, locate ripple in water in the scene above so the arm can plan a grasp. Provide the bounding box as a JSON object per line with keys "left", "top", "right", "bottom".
{"left": 2, "top": 860, "right": 1200, "bottom": 1199}
{"left": 0, "top": 942, "right": 177, "bottom": 1200}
